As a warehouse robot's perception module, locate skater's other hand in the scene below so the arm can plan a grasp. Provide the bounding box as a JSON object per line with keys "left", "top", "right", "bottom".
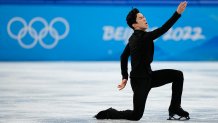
{"left": 177, "top": 1, "right": 187, "bottom": 14}
{"left": 117, "top": 79, "right": 127, "bottom": 90}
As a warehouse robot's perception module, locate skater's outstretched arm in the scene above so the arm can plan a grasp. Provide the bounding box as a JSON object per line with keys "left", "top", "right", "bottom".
{"left": 150, "top": 1, "right": 187, "bottom": 40}
{"left": 118, "top": 43, "right": 130, "bottom": 90}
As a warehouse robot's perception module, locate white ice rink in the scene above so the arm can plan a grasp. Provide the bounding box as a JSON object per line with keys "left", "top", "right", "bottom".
{"left": 0, "top": 62, "right": 218, "bottom": 123}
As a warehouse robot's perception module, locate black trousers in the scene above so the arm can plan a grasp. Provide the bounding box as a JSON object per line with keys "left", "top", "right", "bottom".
{"left": 106, "top": 69, "right": 184, "bottom": 121}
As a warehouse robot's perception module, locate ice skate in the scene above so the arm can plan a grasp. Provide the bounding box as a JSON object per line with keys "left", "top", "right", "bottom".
{"left": 167, "top": 106, "right": 190, "bottom": 120}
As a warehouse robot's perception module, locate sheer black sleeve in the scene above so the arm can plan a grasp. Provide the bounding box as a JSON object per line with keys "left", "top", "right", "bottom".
{"left": 120, "top": 43, "right": 130, "bottom": 80}
{"left": 150, "top": 11, "right": 181, "bottom": 40}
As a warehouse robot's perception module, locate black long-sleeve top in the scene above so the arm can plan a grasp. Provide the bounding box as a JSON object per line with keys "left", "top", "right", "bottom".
{"left": 121, "top": 11, "right": 181, "bottom": 80}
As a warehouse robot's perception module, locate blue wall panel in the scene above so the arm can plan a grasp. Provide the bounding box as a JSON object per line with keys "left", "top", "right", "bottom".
{"left": 0, "top": 5, "right": 218, "bottom": 61}
{"left": 1, "top": 0, "right": 218, "bottom": 6}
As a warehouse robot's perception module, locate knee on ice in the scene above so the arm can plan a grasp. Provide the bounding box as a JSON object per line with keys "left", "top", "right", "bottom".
{"left": 131, "top": 114, "right": 143, "bottom": 121}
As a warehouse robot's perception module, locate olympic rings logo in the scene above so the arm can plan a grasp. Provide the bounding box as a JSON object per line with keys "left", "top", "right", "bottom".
{"left": 7, "top": 17, "right": 70, "bottom": 49}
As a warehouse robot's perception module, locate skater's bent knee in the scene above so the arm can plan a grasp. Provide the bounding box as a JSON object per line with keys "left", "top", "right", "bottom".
{"left": 176, "top": 70, "right": 184, "bottom": 81}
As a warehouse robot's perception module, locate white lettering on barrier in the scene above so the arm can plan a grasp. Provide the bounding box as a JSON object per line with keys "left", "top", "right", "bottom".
{"left": 163, "top": 26, "right": 205, "bottom": 41}
{"left": 103, "top": 26, "right": 114, "bottom": 41}
{"left": 103, "top": 26, "right": 205, "bottom": 43}
{"left": 103, "top": 26, "right": 133, "bottom": 44}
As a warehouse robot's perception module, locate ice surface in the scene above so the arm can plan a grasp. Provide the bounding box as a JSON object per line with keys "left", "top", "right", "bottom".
{"left": 0, "top": 62, "right": 218, "bottom": 123}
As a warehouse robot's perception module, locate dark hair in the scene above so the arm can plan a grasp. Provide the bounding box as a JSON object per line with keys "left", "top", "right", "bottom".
{"left": 126, "top": 8, "right": 139, "bottom": 29}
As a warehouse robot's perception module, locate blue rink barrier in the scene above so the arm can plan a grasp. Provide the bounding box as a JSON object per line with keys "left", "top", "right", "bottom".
{"left": 0, "top": 5, "right": 218, "bottom": 61}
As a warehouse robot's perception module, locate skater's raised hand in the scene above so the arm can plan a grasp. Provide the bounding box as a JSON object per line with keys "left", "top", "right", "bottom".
{"left": 177, "top": 1, "right": 187, "bottom": 14}
{"left": 117, "top": 79, "right": 127, "bottom": 90}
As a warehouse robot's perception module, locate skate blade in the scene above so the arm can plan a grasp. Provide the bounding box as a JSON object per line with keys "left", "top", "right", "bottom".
{"left": 167, "top": 115, "right": 190, "bottom": 121}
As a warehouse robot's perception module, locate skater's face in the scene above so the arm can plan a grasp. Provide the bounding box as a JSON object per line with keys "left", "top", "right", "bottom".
{"left": 133, "top": 13, "right": 148, "bottom": 30}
